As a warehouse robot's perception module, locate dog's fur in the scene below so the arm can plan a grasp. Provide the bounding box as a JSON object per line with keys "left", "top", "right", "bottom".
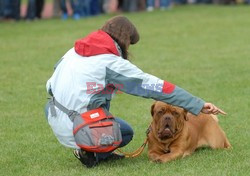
{"left": 148, "top": 101, "right": 231, "bottom": 163}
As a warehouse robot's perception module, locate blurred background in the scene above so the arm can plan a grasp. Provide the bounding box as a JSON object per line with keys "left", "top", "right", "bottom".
{"left": 0, "top": 0, "right": 249, "bottom": 21}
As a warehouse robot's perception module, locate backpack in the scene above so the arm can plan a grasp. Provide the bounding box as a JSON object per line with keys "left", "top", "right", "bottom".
{"left": 49, "top": 97, "right": 122, "bottom": 153}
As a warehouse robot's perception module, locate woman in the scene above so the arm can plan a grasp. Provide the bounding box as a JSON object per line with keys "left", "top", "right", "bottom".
{"left": 45, "top": 16, "right": 225, "bottom": 168}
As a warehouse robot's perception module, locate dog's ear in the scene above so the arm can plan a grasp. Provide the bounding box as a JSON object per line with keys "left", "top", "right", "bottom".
{"left": 151, "top": 103, "right": 155, "bottom": 117}
{"left": 183, "top": 109, "right": 188, "bottom": 121}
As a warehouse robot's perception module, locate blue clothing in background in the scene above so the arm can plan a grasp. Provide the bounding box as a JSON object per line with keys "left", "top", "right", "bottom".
{"left": 1, "top": 0, "right": 20, "bottom": 20}
{"left": 90, "top": 0, "right": 101, "bottom": 16}
{"left": 147, "top": 0, "right": 170, "bottom": 8}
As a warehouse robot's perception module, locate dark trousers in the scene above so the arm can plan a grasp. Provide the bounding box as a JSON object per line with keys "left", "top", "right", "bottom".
{"left": 35, "top": 0, "right": 44, "bottom": 18}
{"left": 0, "top": 0, "right": 4, "bottom": 17}
{"left": 60, "top": 0, "right": 85, "bottom": 16}
{"left": 26, "top": 0, "right": 44, "bottom": 20}
{"left": 1, "top": 0, "right": 20, "bottom": 20}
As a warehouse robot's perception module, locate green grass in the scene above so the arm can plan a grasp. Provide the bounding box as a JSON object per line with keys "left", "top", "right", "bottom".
{"left": 1, "top": 5, "right": 250, "bottom": 176}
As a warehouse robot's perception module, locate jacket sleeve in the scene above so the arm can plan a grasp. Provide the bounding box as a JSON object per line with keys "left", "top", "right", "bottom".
{"left": 106, "top": 57, "right": 205, "bottom": 115}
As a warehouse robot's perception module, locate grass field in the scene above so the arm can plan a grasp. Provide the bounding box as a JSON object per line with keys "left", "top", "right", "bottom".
{"left": 1, "top": 5, "right": 250, "bottom": 176}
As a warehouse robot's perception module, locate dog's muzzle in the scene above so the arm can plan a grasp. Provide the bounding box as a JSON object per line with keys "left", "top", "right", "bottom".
{"left": 158, "top": 125, "right": 173, "bottom": 140}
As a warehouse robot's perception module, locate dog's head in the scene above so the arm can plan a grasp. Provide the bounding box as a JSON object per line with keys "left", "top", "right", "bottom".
{"left": 151, "top": 101, "right": 188, "bottom": 141}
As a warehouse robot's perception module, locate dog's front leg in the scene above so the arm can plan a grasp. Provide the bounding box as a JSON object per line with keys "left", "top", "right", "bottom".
{"left": 148, "top": 149, "right": 165, "bottom": 162}
{"left": 155, "top": 147, "right": 184, "bottom": 163}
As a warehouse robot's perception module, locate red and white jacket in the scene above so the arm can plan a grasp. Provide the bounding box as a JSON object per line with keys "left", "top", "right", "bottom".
{"left": 46, "top": 30, "right": 205, "bottom": 148}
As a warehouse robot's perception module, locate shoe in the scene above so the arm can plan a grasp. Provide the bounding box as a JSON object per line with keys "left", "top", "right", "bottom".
{"left": 73, "top": 149, "right": 98, "bottom": 168}
{"left": 73, "top": 13, "right": 80, "bottom": 20}
{"left": 61, "top": 13, "right": 68, "bottom": 20}
{"left": 102, "top": 153, "right": 125, "bottom": 161}
{"left": 147, "top": 6, "right": 154, "bottom": 12}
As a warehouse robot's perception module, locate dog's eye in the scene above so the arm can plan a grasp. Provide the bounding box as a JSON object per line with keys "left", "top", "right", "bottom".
{"left": 157, "top": 110, "right": 164, "bottom": 116}
{"left": 172, "top": 111, "right": 180, "bottom": 117}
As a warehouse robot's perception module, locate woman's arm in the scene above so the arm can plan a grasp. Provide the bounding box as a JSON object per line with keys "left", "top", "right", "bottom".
{"left": 106, "top": 57, "right": 208, "bottom": 115}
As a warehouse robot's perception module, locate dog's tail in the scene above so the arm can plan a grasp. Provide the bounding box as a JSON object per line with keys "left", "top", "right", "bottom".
{"left": 211, "top": 114, "right": 219, "bottom": 123}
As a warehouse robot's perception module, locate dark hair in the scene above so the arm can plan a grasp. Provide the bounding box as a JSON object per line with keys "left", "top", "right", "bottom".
{"left": 101, "top": 16, "right": 140, "bottom": 59}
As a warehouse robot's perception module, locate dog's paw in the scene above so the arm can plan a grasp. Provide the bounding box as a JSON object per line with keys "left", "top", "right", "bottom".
{"left": 152, "top": 157, "right": 164, "bottom": 163}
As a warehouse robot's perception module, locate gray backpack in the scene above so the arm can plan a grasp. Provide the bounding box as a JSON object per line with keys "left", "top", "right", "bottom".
{"left": 49, "top": 97, "right": 122, "bottom": 153}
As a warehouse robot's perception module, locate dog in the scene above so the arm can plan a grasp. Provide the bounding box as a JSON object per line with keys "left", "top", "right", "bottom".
{"left": 148, "top": 101, "right": 231, "bottom": 163}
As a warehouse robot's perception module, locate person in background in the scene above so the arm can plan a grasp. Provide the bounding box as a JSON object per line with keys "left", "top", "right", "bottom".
{"left": 196, "top": 0, "right": 212, "bottom": 4}
{"left": 147, "top": 0, "right": 171, "bottom": 11}
{"left": 35, "top": 0, "right": 44, "bottom": 18}
{"left": 1, "top": 0, "right": 21, "bottom": 21}
{"left": 173, "top": 0, "right": 187, "bottom": 4}
{"left": 53, "top": 0, "right": 61, "bottom": 17}
{"left": 137, "top": 0, "right": 146, "bottom": 11}
{"left": 25, "top": 0, "right": 44, "bottom": 20}
{"left": 102, "top": 0, "right": 118, "bottom": 13}
{"left": 0, "top": 0, "right": 4, "bottom": 18}
{"left": 90, "top": 0, "right": 102, "bottom": 16}
{"left": 122, "top": 0, "right": 138, "bottom": 12}
{"left": 78, "top": 0, "right": 90, "bottom": 18}
{"left": 60, "top": 0, "right": 80, "bottom": 20}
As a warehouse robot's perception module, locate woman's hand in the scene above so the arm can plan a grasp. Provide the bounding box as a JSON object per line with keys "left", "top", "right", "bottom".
{"left": 201, "top": 103, "right": 226, "bottom": 115}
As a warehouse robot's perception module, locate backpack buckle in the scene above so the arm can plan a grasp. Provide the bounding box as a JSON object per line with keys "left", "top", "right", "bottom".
{"left": 68, "top": 110, "right": 79, "bottom": 121}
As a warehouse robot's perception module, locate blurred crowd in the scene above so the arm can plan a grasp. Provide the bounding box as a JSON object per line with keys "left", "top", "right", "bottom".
{"left": 0, "top": 0, "right": 249, "bottom": 21}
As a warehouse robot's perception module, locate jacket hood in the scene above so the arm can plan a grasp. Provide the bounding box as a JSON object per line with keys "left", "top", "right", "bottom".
{"left": 74, "top": 30, "right": 120, "bottom": 57}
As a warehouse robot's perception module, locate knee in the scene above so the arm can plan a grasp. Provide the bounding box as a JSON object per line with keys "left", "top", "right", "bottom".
{"left": 119, "top": 133, "right": 134, "bottom": 148}
{"left": 115, "top": 118, "right": 134, "bottom": 136}
{"left": 123, "top": 124, "right": 134, "bottom": 136}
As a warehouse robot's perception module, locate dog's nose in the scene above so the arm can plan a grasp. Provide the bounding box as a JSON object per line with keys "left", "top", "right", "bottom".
{"left": 165, "top": 116, "right": 171, "bottom": 121}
